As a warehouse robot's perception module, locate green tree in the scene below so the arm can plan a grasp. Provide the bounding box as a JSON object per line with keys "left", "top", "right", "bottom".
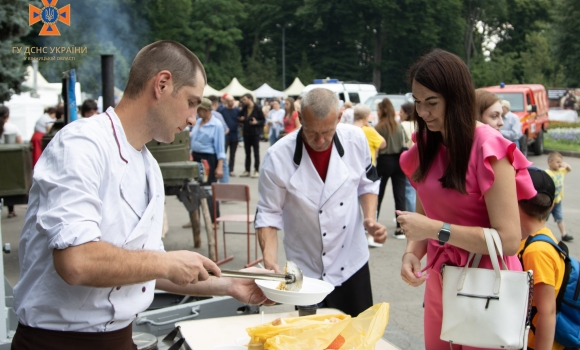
{"left": 294, "top": 52, "right": 316, "bottom": 87}
{"left": 552, "top": 0, "right": 580, "bottom": 86}
{"left": 0, "top": 0, "right": 40, "bottom": 103}
{"left": 520, "top": 29, "right": 565, "bottom": 87}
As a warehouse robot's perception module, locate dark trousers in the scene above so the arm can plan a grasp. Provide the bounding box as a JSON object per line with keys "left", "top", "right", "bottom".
{"left": 243, "top": 134, "right": 260, "bottom": 172}
{"left": 12, "top": 323, "right": 136, "bottom": 350}
{"left": 323, "top": 262, "right": 373, "bottom": 317}
{"left": 225, "top": 138, "right": 238, "bottom": 172}
{"left": 191, "top": 151, "right": 220, "bottom": 223}
{"left": 376, "top": 154, "right": 406, "bottom": 227}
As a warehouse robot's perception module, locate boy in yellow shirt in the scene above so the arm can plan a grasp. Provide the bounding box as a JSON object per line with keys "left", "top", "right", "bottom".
{"left": 546, "top": 151, "right": 573, "bottom": 242}
{"left": 352, "top": 104, "right": 386, "bottom": 165}
{"left": 518, "top": 168, "right": 565, "bottom": 350}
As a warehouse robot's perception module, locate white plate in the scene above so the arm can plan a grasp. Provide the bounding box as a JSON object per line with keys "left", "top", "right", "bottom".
{"left": 256, "top": 277, "right": 334, "bottom": 306}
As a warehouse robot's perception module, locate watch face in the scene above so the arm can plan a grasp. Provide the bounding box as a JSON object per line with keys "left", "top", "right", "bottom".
{"left": 438, "top": 229, "right": 451, "bottom": 243}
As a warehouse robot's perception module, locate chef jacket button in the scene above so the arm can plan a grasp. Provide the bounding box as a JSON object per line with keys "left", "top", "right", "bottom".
{"left": 319, "top": 210, "right": 322, "bottom": 214}
{"left": 142, "top": 244, "right": 145, "bottom": 249}
{"left": 109, "top": 321, "right": 114, "bottom": 324}
{"left": 151, "top": 216, "right": 154, "bottom": 221}
{"left": 323, "top": 273, "right": 326, "bottom": 277}
{"left": 342, "top": 245, "right": 344, "bottom": 248}
{"left": 116, "top": 286, "right": 121, "bottom": 290}
{"left": 323, "top": 233, "right": 326, "bottom": 237}
{"left": 341, "top": 267, "right": 344, "bottom": 271}
{"left": 340, "top": 202, "right": 343, "bottom": 206}
{"left": 142, "top": 286, "right": 146, "bottom": 293}
{"left": 343, "top": 226, "right": 346, "bottom": 229}
{"left": 322, "top": 252, "right": 326, "bottom": 256}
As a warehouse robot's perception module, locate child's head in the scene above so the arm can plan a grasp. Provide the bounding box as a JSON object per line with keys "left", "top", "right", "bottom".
{"left": 547, "top": 151, "right": 563, "bottom": 171}
{"left": 518, "top": 168, "right": 556, "bottom": 226}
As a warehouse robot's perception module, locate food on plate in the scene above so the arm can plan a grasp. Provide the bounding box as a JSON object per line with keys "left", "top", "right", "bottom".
{"left": 271, "top": 318, "right": 286, "bottom": 326}
{"left": 276, "top": 265, "right": 287, "bottom": 291}
{"left": 325, "top": 334, "right": 346, "bottom": 349}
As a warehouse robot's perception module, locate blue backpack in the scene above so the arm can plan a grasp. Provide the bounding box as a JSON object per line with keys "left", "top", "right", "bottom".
{"left": 519, "top": 234, "right": 580, "bottom": 348}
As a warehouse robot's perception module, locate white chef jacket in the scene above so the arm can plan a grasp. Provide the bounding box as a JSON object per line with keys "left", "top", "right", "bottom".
{"left": 255, "top": 124, "right": 380, "bottom": 286}
{"left": 14, "top": 107, "right": 165, "bottom": 332}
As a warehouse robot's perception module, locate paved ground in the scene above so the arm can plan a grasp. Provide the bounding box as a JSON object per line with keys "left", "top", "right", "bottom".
{"left": 2, "top": 141, "right": 579, "bottom": 349}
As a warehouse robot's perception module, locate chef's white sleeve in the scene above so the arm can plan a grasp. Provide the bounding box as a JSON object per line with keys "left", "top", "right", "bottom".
{"left": 35, "top": 128, "right": 105, "bottom": 250}
{"left": 357, "top": 133, "right": 380, "bottom": 197}
{"left": 255, "top": 152, "right": 285, "bottom": 230}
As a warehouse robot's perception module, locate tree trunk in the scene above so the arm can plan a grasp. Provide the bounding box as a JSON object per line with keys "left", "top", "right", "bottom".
{"left": 464, "top": 7, "right": 480, "bottom": 69}
{"left": 373, "top": 26, "right": 387, "bottom": 92}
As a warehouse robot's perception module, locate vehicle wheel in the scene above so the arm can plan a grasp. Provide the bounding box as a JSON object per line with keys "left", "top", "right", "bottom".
{"left": 532, "top": 130, "right": 544, "bottom": 156}
{"left": 520, "top": 135, "right": 528, "bottom": 157}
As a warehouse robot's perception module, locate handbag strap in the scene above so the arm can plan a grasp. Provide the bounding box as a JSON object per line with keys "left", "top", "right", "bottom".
{"left": 457, "top": 228, "right": 506, "bottom": 294}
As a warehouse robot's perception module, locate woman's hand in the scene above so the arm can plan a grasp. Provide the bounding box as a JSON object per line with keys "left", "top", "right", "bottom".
{"left": 401, "top": 252, "right": 428, "bottom": 287}
{"left": 396, "top": 210, "right": 441, "bottom": 241}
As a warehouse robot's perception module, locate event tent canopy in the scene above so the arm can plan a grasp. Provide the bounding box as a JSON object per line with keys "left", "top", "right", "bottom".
{"left": 284, "top": 77, "right": 306, "bottom": 97}
{"left": 203, "top": 84, "right": 221, "bottom": 97}
{"left": 220, "top": 78, "right": 255, "bottom": 98}
{"left": 253, "top": 83, "right": 285, "bottom": 98}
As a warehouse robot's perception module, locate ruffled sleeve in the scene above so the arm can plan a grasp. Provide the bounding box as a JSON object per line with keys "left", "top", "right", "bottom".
{"left": 399, "top": 133, "right": 419, "bottom": 179}
{"left": 476, "top": 126, "right": 536, "bottom": 200}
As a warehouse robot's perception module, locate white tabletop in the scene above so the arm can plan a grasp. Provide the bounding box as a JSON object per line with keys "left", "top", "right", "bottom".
{"left": 177, "top": 308, "right": 400, "bottom": 349}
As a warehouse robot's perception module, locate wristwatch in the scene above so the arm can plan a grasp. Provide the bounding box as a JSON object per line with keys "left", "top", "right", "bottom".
{"left": 438, "top": 222, "right": 451, "bottom": 245}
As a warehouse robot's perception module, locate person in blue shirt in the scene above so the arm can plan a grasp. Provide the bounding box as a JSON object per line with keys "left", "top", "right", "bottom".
{"left": 190, "top": 98, "right": 226, "bottom": 185}
{"left": 217, "top": 94, "right": 241, "bottom": 177}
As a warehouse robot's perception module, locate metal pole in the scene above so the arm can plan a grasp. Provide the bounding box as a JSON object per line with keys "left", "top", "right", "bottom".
{"left": 101, "top": 55, "right": 115, "bottom": 111}
{"left": 282, "top": 27, "right": 286, "bottom": 90}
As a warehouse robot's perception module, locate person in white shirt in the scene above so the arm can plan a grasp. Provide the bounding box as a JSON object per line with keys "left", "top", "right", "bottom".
{"left": 12, "top": 40, "right": 271, "bottom": 350}
{"left": 340, "top": 101, "right": 354, "bottom": 124}
{"left": 0, "top": 106, "right": 22, "bottom": 145}
{"left": 266, "top": 99, "right": 285, "bottom": 146}
{"left": 500, "top": 100, "right": 523, "bottom": 150}
{"left": 256, "top": 88, "right": 387, "bottom": 317}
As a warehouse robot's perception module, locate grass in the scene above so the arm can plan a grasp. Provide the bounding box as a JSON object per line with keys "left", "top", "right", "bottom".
{"left": 548, "top": 121, "right": 580, "bottom": 129}
{"left": 545, "top": 139, "right": 580, "bottom": 152}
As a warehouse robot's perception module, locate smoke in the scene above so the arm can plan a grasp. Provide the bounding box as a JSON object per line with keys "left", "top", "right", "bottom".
{"left": 35, "top": 0, "right": 150, "bottom": 96}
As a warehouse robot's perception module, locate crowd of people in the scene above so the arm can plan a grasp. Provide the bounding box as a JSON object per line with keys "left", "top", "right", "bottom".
{"left": 1, "top": 40, "right": 577, "bottom": 350}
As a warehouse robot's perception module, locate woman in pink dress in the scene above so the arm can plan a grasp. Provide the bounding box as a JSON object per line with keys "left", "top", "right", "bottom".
{"left": 397, "top": 49, "right": 537, "bottom": 349}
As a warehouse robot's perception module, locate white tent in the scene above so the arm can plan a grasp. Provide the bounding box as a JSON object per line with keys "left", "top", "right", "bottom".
{"left": 253, "top": 83, "right": 285, "bottom": 98}
{"left": 220, "top": 78, "right": 255, "bottom": 98}
{"left": 284, "top": 77, "right": 306, "bottom": 97}
{"left": 203, "top": 84, "right": 222, "bottom": 97}
{"left": 5, "top": 66, "right": 82, "bottom": 141}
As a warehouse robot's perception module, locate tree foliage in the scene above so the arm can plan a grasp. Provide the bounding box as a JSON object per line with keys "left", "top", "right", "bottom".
{"left": 0, "top": 0, "right": 40, "bottom": 103}
{"left": 4, "top": 0, "right": 577, "bottom": 102}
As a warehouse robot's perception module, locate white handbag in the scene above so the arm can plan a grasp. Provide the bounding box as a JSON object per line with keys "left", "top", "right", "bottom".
{"left": 440, "top": 228, "right": 534, "bottom": 349}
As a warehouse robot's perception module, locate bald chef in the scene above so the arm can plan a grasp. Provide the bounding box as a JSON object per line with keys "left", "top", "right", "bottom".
{"left": 256, "top": 88, "right": 387, "bottom": 317}
{"left": 12, "top": 41, "right": 271, "bottom": 350}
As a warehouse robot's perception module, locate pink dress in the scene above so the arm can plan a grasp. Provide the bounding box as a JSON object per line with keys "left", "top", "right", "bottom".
{"left": 399, "top": 125, "right": 536, "bottom": 350}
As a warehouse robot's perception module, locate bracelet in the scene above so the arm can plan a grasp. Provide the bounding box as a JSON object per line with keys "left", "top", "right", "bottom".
{"left": 402, "top": 251, "right": 417, "bottom": 261}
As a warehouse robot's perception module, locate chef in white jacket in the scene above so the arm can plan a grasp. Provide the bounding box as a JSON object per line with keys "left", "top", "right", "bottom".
{"left": 12, "top": 41, "right": 271, "bottom": 350}
{"left": 256, "top": 88, "right": 387, "bottom": 317}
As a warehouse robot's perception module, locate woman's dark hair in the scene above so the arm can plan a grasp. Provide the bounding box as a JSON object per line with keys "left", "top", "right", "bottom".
{"left": 81, "top": 99, "right": 98, "bottom": 116}
{"left": 401, "top": 102, "right": 415, "bottom": 121}
{"left": 284, "top": 97, "right": 295, "bottom": 118}
{"left": 409, "top": 49, "right": 476, "bottom": 194}
{"left": 375, "top": 98, "right": 398, "bottom": 136}
{"left": 0, "top": 106, "right": 9, "bottom": 137}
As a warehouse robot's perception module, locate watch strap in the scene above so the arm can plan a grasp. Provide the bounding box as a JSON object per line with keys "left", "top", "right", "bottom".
{"left": 438, "top": 222, "right": 451, "bottom": 245}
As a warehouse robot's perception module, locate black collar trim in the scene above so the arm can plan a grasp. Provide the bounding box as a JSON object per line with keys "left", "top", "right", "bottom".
{"left": 293, "top": 128, "right": 344, "bottom": 166}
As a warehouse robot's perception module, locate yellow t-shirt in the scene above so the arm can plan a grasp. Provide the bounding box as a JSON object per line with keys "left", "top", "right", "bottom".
{"left": 361, "top": 126, "right": 384, "bottom": 165}
{"left": 519, "top": 227, "right": 566, "bottom": 350}
{"left": 545, "top": 168, "right": 568, "bottom": 204}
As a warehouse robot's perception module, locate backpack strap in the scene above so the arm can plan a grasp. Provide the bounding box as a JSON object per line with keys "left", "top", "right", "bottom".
{"left": 518, "top": 233, "right": 572, "bottom": 315}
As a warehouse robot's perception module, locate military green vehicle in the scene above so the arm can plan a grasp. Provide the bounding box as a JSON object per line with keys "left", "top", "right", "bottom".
{"left": 0, "top": 144, "right": 33, "bottom": 208}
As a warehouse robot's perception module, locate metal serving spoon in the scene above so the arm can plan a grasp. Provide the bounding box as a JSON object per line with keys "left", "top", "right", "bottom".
{"left": 210, "top": 261, "right": 304, "bottom": 292}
